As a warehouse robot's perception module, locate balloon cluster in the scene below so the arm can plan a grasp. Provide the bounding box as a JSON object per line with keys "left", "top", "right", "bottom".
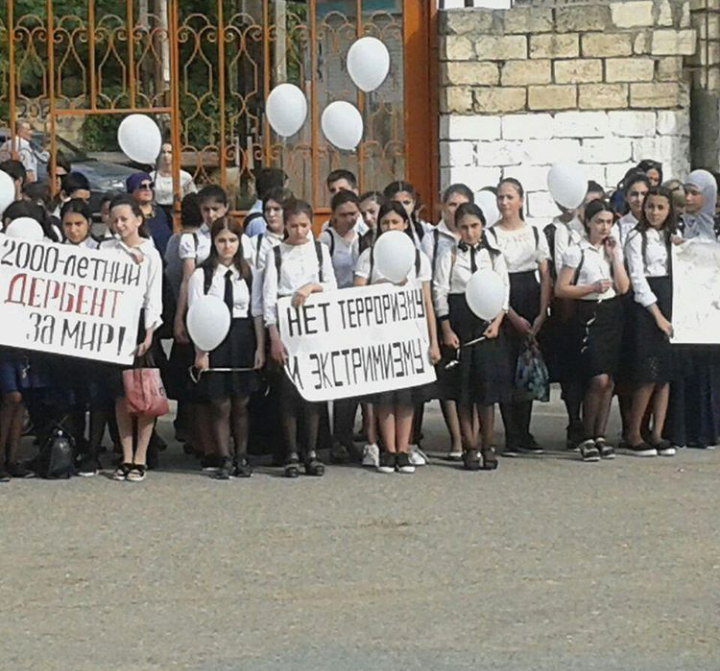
{"left": 265, "top": 36, "right": 391, "bottom": 152}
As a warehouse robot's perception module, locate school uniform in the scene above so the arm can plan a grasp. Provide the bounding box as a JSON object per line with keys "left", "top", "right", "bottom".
{"left": 188, "top": 264, "right": 261, "bottom": 399}
{"left": 262, "top": 240, "right": 336, "bottom": 458}
{"left": 355, "top": 244, "right": 432, "bottom": 406}
{"left": 319, "top": 228, "right": 360, "bottom": 289}
{"left": 433, "top": 240, "right": 512, "bottom": 407}
{"left": 421, "top": 220, "right": 459, "bottom": 281}
{"left": 489, "top": 222, "right": 550, "bottom": 451}
{"left": 102, "top": 238, "right": 164, "bottom": 398}
{"left": 251, "top": 231, "right": 283, "bottom": 273}
{"left": 615, "top": 212, "right": 638, "bottom": 248}
{"left": 561, "top": 240, "right": 624, "bottom": 379}
{"left": 624, "top": 228, "right": 675, "bottom": 385}
{"left": 542, "top": 217, "right": 585, "bottom": 382}
{"left": 321, "top": 214, "right": 368, "bottom": 238}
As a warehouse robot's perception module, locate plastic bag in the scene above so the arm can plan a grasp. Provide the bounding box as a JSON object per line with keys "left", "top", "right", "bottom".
{"left": 514, "top": 337, "right": 550, "bottom": 402}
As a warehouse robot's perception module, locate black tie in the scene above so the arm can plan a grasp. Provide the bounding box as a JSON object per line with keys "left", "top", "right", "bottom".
{"left": 224, "top": 269, "right": 234, "bottom": 313}
{"left": 470, "top": 246, "right": 477, "bottom": 273}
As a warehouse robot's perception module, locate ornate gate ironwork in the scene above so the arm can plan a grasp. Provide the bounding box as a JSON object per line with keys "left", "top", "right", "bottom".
{"left": 0, "top": 0, "right": 437, "bottom": 223}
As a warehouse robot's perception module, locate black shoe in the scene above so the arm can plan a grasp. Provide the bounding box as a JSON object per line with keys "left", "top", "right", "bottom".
{"left": 285, "top": 454, "right": 301, "bottom": 478}
{"left": 201, "top": 454, "right": 222, "bottom": 472}
{"left": 519, "top": 436, "right": 544, "bottom": 455}
{"left": 330, "top": 442, "right": 350, "bottom": 464}
{"left": 628, "top": 442, "right": 657, "bottom": 457}
{"left": 579, "top": 440, "right": 600, "bottom": 462}
{"left": 77, "top": 456, "right": 101, "bottom": 477}
{"left": 566, "top": 421, "right": 584, "bottom": 450}
{"left": 596, "top": 438, "right": 615, "bottom": 460}
{"left": 233, "top": 457, "right": 253, "bottom": 478}
{"left": 214, "top": 459, "right": 232, "bottom": 480}
{"left": 0, "top": 465, "right": 10, "bottom": 483}
{"left": 395, "top": 452, "right": 416, "bottom": 474}
{"left": 304, "top": 453, "right": 325, "bottom": 477}
{"left": 377, "top": 451, "right": 395, "bottom": 474}
{"left": 462, "top": 450, "right": 481, "bottom": 471}
{"left": 503, "top": 445, "right": 520, "bottom": 458}
{"left": 7, "top": 461, "right": 35, "bottom": 479}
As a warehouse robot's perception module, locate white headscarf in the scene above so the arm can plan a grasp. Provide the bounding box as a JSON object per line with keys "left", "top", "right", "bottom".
{"left": 683, "top": 169, "right": 717, "bottom": 241}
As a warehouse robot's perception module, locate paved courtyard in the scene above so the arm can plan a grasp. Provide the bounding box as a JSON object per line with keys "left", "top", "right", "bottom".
{"left": 2, "top": 391, "right": 719, "bottom": 671}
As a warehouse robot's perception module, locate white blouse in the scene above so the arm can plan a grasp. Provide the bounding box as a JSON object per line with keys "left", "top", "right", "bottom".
{"left": 354, "top": 246, "right": 431, "bottom": 285}
{"left": 262, "top": 241, "right": 337, "bottom": 326}
{"left": 102, "top": 238, "right": 164, "bottom": 331}
{"left": 551, "top": 216, "right": 585, "bottom": 273}
{"left": 561, "top": 239, "right": 624, "bottom": 301}
{"left": 251, "top": 231, "right": 283, "bottom": 272}
{"left": 188, "top": 263, "right": 262, "bottom": 319}
{"left": 420, "top": 221, "right": 459, "bottom": 278}
{"left": 319, "top": 227, "right": 360, "bottom": 289}
{"left": 489, "top": 223, "right": 550, "bottom": 273}
{"left": 150, "top": 170, "right": 197, "bottom": 206}
{"left": 433, "top": 242, "right": 510, "bottom": 319}
{"left": 616, "top": 212, "right": 638, "bottom": 248}
{"left": 624, "top": 228, "right": 670, "bottom": 308}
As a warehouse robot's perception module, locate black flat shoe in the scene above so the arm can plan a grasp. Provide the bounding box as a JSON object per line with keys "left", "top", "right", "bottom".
{"left": 284, "top": 454, "right": 301, "bottom": 478}
{"left": 304, "top": 453, "right": 325, "bottom": 477}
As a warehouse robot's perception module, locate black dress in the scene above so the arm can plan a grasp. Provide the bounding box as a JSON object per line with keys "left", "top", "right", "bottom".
{"left": 447, "top": 294, "right": 512, "bottom": 407}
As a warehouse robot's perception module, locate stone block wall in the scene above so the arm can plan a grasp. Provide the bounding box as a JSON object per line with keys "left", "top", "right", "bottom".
{"left": 439, "top": 0, "right": 696, "bottom": 226}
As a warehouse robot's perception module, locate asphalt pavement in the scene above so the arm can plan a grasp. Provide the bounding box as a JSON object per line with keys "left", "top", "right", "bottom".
{"left": 1, "top": 389, "right": 719, "bottom": 671}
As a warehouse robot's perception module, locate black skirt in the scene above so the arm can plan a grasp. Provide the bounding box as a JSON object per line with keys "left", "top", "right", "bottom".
{"left": 538, "top": 297, "right": 578, "bottom": 383}
{"left": 195, "top": 317, "right": 259, "bottom": 400}
{"left": 446, "top": 294, "right": 512, "bottom": 406}
{"left": 628, "top": 276, "right": 675, "bottom": 384}
{"left": 574, "top": 297, "right": 624, "bottom": 379}
{"left": 504, "top": 270, "right": 541, "bottom": 390}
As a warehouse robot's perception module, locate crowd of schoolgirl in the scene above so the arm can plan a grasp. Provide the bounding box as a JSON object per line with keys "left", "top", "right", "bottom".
{"left": 0, "top": 153, "right": 719, "bottom": 483}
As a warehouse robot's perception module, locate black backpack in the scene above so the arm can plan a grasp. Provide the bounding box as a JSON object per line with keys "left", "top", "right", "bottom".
{"left": 35, "top": 428, "right": 75, "bottom": 479}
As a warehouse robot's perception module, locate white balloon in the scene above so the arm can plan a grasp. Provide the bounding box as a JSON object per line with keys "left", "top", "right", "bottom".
{"left": 5, "top": 217, "right": 44, "bottom": 241}
{"left": 266, "top": 84, "right": 308, "bottom": 138}
{"left": 475, "top": 190, "right": 500, "bottom": 226}
{"left": 547, "top": 162, "right": 586, "bottom": 210}
{"left": 465, "top": 269, "right": 505, "bottom": 321}
{"left": 347, "top": 37, "right": 390, "bottom": 93}
{"left": 0, "top": 170, "right": 15, "bottom": 217}
{"left": 187, "top": 295, "right": 231, "bottom": 352}
{"left": 321, "top": 101, "right": 363, "bottom": 151}
{"left": 117, "top": 114, "right": 162, "bottom": 164}
{"left": 373, "top": 230, "right": 415, "bottom": 284}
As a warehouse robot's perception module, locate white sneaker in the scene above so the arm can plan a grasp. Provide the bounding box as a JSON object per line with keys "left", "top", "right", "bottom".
{"left": 409, "top": 444, "right": 428, "bottom": 466}
{"left": 362, "top": 443, "right": 380, "bottom": 468}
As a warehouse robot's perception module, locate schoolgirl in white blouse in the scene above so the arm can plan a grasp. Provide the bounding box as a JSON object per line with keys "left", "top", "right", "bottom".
{"left": 420, "top": 183, "right": 474, "bottom": 461}
{"left": 624, "top": 187, "right": 679, "bottom": 457}
{"left": 57, "top": 199, "right": 111, "bottom": 476}
{"left": 555, "top": 200, "right": 630, "bottom": 463}
{"left": 189, "top": 218, "right": 265, "bottom": 480}
{"left": 489, "top": 178, "right": 551, "bottom": 457}
{"left": 251, "top": 187, "right": 290, "bottom": 273}
{"left": 616, "top": 172, "right": 650, "bottom": 248}
{"left": 433, "top": 202, "right": 511, "bottom": 471}
{"left": 319, "top": 190, "right": 362, "bottom": 463}
{"left": 354, "top": 201, "right": 440, "bottom": 475}
{"left": 104, "top": 195, "right": 164, "bottom": 482}
{"left": 263, "top": 198, "right": 337, "bottom": 478}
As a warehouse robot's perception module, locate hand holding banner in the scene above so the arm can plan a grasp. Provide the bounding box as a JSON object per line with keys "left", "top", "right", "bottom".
{"left": 278, "top": 282, "right": 437, "bottom": 402}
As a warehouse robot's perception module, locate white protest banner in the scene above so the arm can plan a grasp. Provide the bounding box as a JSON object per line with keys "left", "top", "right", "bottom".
{"left": 278, "top": 282, "right": 436, "bottom": 402}
{"left": 672, "top": 240, "right": 720, "bottom": 345}
{"left": 0, "top": 235, "right": 146, "bottom": 364}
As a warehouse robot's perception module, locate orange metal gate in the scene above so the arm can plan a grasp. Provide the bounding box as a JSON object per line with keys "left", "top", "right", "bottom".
{"left": 0, "top": 0, "right": 437, "bottom": 223}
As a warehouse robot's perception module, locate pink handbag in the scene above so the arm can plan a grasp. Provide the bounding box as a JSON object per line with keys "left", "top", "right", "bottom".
{"left": 122, "top": 368, "right": 169, "bottom": 417}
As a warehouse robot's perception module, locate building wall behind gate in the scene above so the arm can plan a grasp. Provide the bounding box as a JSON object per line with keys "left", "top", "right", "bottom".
{"left": 438, "top": 1, "right": 696, "bottom": 226}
